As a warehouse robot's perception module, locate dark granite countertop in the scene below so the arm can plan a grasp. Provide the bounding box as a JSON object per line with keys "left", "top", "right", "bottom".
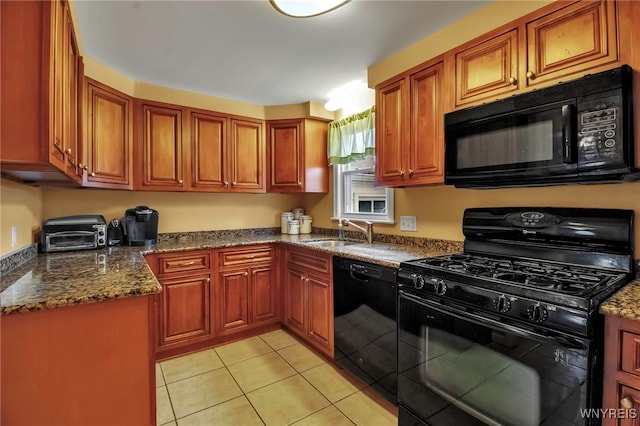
{"left": 0, "top": 232, "right": 462, "bottom": 316}
{"left": 599, "top": 276, "right": 640, "bottom": 320}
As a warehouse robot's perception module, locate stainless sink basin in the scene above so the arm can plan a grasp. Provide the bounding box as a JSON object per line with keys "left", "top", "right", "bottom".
{"left": 305, "top": 240, "right": 363, "bottom": 248}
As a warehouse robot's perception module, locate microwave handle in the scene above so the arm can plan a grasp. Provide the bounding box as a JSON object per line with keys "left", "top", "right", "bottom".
{"left": 562, "top": 104, "right": 576, "bottom": 163}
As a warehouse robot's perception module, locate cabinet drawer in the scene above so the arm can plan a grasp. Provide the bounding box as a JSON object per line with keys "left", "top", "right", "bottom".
{"left": 621, "top": 331, "right": 640, "bottom": 377}
{"left": 287, "top": 248, "right": 331, "bottom": 274}
{"left": 219, "top": 245, "right": 273, "bottom": 267}
{"left": 158, "top": 252, "right": 210, "bottom": 275}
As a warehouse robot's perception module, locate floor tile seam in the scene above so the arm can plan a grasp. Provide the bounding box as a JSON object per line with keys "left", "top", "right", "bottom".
{"left": 171, "top": 394, "right": 253, "bottom": 423}
{"left": 162, "top": 364, "right": 227, "bottom": 385}
{"left": 158, "top": 363, "right": 168, "bottom": 387}
{"left": 159, "top": 384, "right": 178, "bottom": 424}
{"left": 257, "top": 334, "right": 299, "bottom": 351}
{"left": 216, "top": 347, "right": 276, "bottom": 367}
{"left": 284, "top": 403, "right": 335, "bottom": 426}
{"left": 331, "top": 399, "right": 361, "bottom": 426}
{"left": 240, "top": 391, "right": 269, "bottom": 426}
{"left": 297, "top": 367, "right": 360, "bottom": 405}
{"left": 232, "top": 368, "right": 300, "bottom": 394}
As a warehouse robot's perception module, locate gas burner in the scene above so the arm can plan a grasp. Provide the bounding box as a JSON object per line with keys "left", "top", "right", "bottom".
{"left": 525, "top": 276, "right": 566, "bottom": 290}
{"left": 494, "top": 272, "right": 528, "bottom": 284}
{"left": 449, "top": 254, "right": 472, "bottom": 262}
{"left": 465, "top": 264, "right": 490, "bottom": 274}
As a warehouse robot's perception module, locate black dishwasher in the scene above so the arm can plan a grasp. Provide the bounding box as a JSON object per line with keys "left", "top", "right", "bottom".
{"left": 333, "top": 256, "right": 398, "bottom": 404}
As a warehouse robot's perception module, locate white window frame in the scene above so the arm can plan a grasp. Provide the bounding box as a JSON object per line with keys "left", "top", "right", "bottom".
{"left": 332, "top": 162, "right": 394, "bottom": 224}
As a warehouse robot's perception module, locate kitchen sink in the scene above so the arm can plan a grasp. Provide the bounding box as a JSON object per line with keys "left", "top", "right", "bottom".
{"left": 304, "top": 240, "right": 364, "bottom": 248}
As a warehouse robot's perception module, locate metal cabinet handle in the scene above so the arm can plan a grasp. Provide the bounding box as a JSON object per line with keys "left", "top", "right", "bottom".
{"left": 223, "top": 181, "right": 229, "bottom": 187}
{"left": 65, "top": 148, "right": 72, "bottom": 154}
{"left": 297, "top": 181, "right": 302, "bottom": 186}
{"left": 526, "top": 71, "right": 535, "bottom": 79}
{"left": 399, "top": 170, "right": 405, "bottom": 176}
{"left": 232, "top": 181, "right": 237, "bottom": 185}
{"left": 244, "top": 271, "right": 248, "bottom": 277}
{"left": 408, "top": 169, "right": 414, "bottom": 176}
{"left": 621, "top": 397, "right": 635, "bottom": 409}
{"left": 178, "top": 179, "right": 183, "bottom": 184}
{"left": 78, "top": 163, "right": 84, "bottom": 169}
{"left": 206, "top": 277, "right": 211, "bottom": 283}
{"left": 509, "top": 76, "right": 517, "bottom": 85}
{"left": 90, "top": 172, "right": 96, "bottom": 177}
{"left": 83, "top": 165, "right": 88, "bottom": 171}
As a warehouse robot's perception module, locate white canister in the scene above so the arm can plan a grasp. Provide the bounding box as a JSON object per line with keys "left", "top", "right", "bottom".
{"left": 292, "top": 207, "right": 304, "bottom": 219}
{"left": 287, "top": 219, "right": 300, "bottom": 235}
{"left": 299, "top": 215, "right": 312, "bottom": 234}
{"left": 281, "top": 212, "right": 294, "bottom": 234}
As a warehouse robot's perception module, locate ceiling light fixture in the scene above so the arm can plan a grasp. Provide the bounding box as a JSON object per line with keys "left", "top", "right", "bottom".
{"left": 324, "top": 80, "right": 369, "bottom": 112}
{"left": 269, "top": 0, "right": 350, "bottom": 18}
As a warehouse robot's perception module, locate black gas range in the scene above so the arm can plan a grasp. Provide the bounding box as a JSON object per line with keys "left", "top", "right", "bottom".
{"left": 397, "top": 207, "right": 634, "bottom": 426}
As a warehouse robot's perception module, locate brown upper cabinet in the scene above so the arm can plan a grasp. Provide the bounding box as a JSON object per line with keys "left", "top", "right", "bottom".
{"left": 1, "top": 0, "right": 82, "bottom": 185}
{"left": 267, "top": 119, "right": 329, "bottom": 193}
{"left": 135, "top": 100, "right": 186, "bottom": 191}
{"left": 83, "top": 79, "right": 134, "bottom": 189}
{"left": 227, "top": 118, "right": 265, "bottom": 192}
{"left": 451, "top": 0, "right": 619, "bottom": 108}
{"left": 376, "top": 59, "right": 445, "bottom": 187}
{"left": 136, "top": 105, "right": 265, "bottom": 193}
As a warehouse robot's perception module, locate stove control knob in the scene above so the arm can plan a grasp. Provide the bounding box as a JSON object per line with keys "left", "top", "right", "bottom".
{"left": 413, "top": 275, "right": 425, "bottom": 290}
{"left": 433, "top": 279, "right": 447, "bottom": 296}
{"left": 527, "top": 303, "right": 548, "bottom": 323}
{"left": 494, "top": 295, "right": 511, "bottom": 313}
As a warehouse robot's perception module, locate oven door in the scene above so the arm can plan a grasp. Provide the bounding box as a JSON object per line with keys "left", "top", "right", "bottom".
{"left": 398, "top": 292, "right": 596, "bottom": 426}
{"left": 444, "top": 100, "right": 578, "bottom": 188}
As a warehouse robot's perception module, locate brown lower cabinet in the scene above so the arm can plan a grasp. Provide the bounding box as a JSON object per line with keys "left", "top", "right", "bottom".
{"left": 283, "top": 246, "right": 334, "bottom": 357}
{"left": 603, "top": 315, "right": 640, "bottom": 426}
{"left": 146, "top": 245, "right": 281, "bottom": 359}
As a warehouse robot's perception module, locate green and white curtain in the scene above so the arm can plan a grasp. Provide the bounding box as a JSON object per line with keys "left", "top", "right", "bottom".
{"left": 327, "top": 106, "right": 375, "bottom": 165}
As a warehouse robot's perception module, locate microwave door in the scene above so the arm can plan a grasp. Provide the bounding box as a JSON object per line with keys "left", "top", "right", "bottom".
{"left": 445, "top": 101, "right": 578, "bottom": 187}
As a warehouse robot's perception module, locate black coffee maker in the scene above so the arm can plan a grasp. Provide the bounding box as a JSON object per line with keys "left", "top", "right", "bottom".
{"left": 122, "top": 206, "right": 159, "bottom": 246}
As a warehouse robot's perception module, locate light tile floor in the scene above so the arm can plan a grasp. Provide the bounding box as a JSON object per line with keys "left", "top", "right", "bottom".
{"left": 156, "top": 329, "right": 398, "bottom": 426}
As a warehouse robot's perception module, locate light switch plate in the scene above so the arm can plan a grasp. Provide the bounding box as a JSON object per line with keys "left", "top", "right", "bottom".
{"left": 400, "top": 216, "right": 417, "bottom": 232}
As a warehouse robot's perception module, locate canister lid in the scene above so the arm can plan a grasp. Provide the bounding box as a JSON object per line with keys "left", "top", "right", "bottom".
{"left": 281, "top": 212, "right": 294, "bottom": 217}
{"left": 300, "top": 215, "right": 312, "bottom": 220}
{"left": 288, "top": 219, "right": 300, "bottom": 224}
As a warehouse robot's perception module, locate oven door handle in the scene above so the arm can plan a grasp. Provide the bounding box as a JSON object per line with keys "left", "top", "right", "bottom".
{"left": 401, "top": 292, "right": 587, "bottom": 350}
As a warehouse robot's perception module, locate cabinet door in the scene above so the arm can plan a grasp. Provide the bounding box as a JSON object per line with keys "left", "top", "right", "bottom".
{"left": 85, "top": 79, "right": 133, "bottom": 189}
{"left": 306, "top": 273, "right": 332, "bottom": 355}
{"left": 454, "top": 29, "right": 519, "bottom": 106}
{"left": 138, "top": 103, "right": 185, "bottom": 190}
{"left": 251, "top": 265, "right": 277, "bottom": 324}
{"left": 619, "top": 386, "right": 640, "bottom": 426}
{"left": 375, "top": 78, "right": 406, "bottom": 186}
{"left": 284, "top": 268, "right": 306, "bottom": 335}
{"left": 190, "top": 111, "right": 228, "bottom": 191}
{"left": 229, "top": 118, "right": 264, "bottom": 192}
{"left": 267, "top": 120, "right": 303, "bottom": 192}
{"left": 409, "top": 61, "right": 444, "bottom": 185}
{"left": 49, "top": 0, "right": 66, "bottom": 170}
{"left": 158, "top": 274, "right": 212, "bottom": 348}
{"left": 62, "top": 5, "right": 81, "bottom": 181}
{"left": 218, "top": 269, "right": 249, "bottom": 333}
{"left": 525, "top": 0, "right": 618, "bottom": 88}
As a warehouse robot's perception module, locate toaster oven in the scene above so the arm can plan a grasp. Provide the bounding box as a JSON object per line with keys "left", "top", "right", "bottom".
{"left": 41, "top": 215, "right": 107, "bottom": 253}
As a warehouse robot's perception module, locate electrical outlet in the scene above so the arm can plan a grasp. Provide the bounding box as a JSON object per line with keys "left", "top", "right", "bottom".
{"left": 11, "top": 226, "right": 17, "bottom": 248}
{"left": 400, "top": 216, "right": 417, "bottom": 232}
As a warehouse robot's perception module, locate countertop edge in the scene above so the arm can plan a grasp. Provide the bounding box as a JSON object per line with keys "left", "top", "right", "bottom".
{"left": 1, "top": 236, "right": 461, "bottom": 316}
{"left": 599, "top": 277, "right": 640, "bottom": 321}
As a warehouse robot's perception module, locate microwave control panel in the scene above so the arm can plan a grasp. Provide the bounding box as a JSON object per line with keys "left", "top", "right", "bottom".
{"left": 577, "top": 94, "right": 624, "bottom": 166}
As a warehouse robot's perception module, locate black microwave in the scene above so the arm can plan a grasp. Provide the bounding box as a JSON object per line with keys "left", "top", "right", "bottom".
{"left": 444, "top": 65, "right": 636, "bottom": 188}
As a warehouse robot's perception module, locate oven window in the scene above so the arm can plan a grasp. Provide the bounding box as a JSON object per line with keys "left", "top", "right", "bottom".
{"left": 47, "top": 233, "right": 96, "bottom": 249}
{"left": 398, "top": 295, "right": 589, "bottom": 425}
{"left": 456, "top": 119, "right": 554, "bottom": 169}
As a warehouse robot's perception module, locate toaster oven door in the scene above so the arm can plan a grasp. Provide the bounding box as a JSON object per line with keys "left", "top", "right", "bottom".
{"left": 45, "top": 231, "right": 98, "bottom": 252}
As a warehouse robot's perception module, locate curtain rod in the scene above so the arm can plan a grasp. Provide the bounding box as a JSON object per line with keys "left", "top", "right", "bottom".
{"left": 328, "top": 106, "right": 375, "bottom": 127}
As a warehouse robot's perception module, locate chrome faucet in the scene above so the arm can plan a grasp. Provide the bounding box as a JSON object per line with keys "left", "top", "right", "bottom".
{"left": 339, "top": 218, "right": 374, "bottom": 244}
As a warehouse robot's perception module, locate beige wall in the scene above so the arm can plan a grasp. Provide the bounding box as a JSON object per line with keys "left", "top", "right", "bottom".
{"left": 41, "top": 189, "right": 303, "bottom": 234}
{"left": 0, "top": 179, "right": 43, "bottom": 255}
{"left": 303, "top": 178, "right": 640, "bottom": 250}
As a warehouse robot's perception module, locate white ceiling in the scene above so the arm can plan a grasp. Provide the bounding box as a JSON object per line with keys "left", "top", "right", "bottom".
{"left": 74, "top": 0, "right": 490, "bottom": 107}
